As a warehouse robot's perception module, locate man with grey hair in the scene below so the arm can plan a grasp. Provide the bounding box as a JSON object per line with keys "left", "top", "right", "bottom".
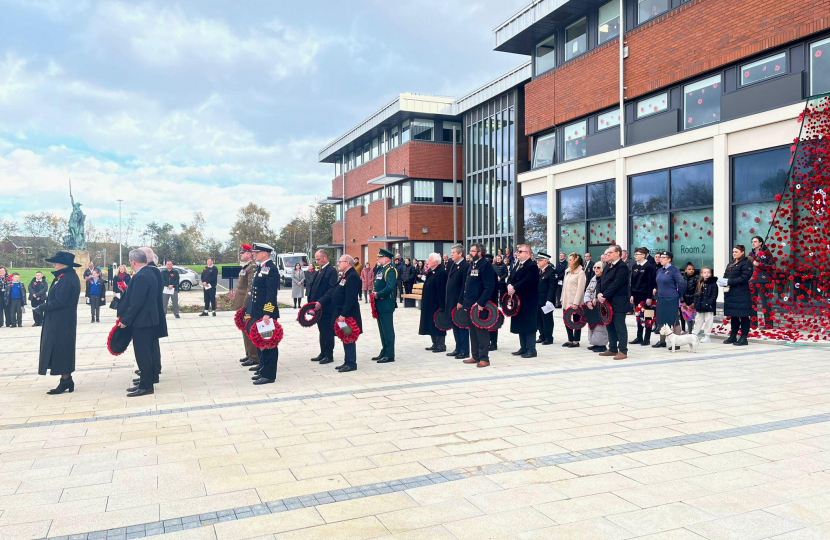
{"left": 134, "top": 247, "right": 166, "bottom": 385}
{"left": 444, "top": 244, "right": 469, "bottom": 359}
{"left": 419, "top": 253, "right": 448, "bottom": 353}
{"left": 118, "top": 249, "right": 160, "bottom": 397}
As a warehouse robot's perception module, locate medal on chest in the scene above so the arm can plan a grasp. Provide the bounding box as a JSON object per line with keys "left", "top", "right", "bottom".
{"left": 261, "top": 266, "right": 270, "bottom": 275}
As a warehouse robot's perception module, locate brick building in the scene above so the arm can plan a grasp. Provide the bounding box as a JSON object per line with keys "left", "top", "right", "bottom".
{"left": 321, "top": 0, "right": 830, "bottom": 270}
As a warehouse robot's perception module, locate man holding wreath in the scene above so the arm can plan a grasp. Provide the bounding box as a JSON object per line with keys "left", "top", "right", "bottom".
{"left": 248, "top": 243, "right": 280, "bottom": 385}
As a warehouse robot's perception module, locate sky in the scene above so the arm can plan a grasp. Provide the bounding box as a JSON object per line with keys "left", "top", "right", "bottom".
{"left": 0, "top": 0, "right": 528, "bottom": 241}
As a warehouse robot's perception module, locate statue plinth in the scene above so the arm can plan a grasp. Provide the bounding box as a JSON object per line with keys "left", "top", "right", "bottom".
{"left": 67, "top": 250, "right": 90, "bottom": 282}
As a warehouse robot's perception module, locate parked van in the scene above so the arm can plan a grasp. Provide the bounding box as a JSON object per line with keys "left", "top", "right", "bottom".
{"left": 276, "top": 252, "right": 310, "bottom": 286}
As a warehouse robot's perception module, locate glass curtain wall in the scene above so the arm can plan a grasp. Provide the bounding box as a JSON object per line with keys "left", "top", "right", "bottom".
{"left": 557, "top": 180, "right": 616, "bottom": 261}
{"left": 464, "top": 91, "right": 517, "bottom": 254}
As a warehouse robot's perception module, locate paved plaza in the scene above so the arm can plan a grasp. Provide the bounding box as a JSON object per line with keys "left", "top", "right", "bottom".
{"left": 1, "top": 290, "right": 830, "bottom": 540}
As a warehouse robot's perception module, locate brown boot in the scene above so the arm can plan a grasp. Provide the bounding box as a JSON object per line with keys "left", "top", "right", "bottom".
{"left": 613, "top": 353, "right": 628, "bottom": 360}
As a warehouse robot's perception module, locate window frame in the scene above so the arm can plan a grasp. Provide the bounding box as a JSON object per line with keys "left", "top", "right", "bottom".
{"left": 810, "top": 36, "right": 830, "bottom": 96}
{"left": 412, "top": 180, "right": 435, "bottom": 203}
{"left": 401, "top": 120, "right": 411, "bottom": 144}
{"left": 597, "top": 108, "right": 621, "bottom": 131}
{"left": 534, "top": 34, "right": 557, "bottom": 76}
{"left": 411, "top": 118, "right": 435, "bottom": 142}
{"left": 682, "top": 74, "right": 722, "bottom": 131}
{"left": 556, "top": 179, "right": 617, "bottom": 258}
{"left": 598, "top": 0, "right": 621, "bottom": 45}
{"left": 562, "top": 119, "right": 587, "bottom": 162}
{"left": 740, "top": 52, "right": 788, "bottom": 87}
{"left": 442, "top": 181, "right": 462, "bottom": 204}
{"left": 532, "top": 130, "right": 556, "bottom": 169}
{"left": 637, "top": 0, "right": 670, "bottom": 25}
{"left": 565, "top": 17, "right": 588, "bottom": 62}
{"left": 636, "top": 92, "right": 669, "bottom": 119}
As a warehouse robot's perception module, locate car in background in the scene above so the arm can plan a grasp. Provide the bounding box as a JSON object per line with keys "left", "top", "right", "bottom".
{"left": 173, "top": 266, "right": 199, "bottom": 291}
{"left": 276, "top": 252, "right": 310, "bottom": 286}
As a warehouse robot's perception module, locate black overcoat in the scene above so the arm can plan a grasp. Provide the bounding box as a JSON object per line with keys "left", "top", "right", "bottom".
{"left": 507, "top": 259, "right": 539, "bottom": 334}
{"left": 38, "top": 269, "right": 80, "bottom": 376}
{"left": 598, "top": 260, "right": 630, "bottom": 312}
{"left": 147, "top": 263, "right": 168, "bottom": 339}
{"left": 724, "top": 258, "right": 754, "bottom": 317}
{"left": 444, "top": 260, "right": 468, "bottom": 315}
{"left": 419, "top": 265, "right": 447, "bottom": 336}
{"left": 332, "top": 267, "right": 362, "bottom": 332}
{"left": 308, "top": 264, "right": 338, "bottom": 318}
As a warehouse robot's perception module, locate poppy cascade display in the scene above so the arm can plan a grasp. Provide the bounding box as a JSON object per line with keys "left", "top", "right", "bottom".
{"left": 715, "top": 93, "right": 830, "bottom": 342}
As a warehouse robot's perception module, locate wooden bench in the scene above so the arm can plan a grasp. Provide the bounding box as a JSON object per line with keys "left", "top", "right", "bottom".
{"left": 401, "top": 282, "right": 423, "bottom": 308}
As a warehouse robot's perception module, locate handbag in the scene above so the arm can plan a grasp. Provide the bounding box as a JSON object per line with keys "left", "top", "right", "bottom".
{"left": 109, "top": 297, "right": 119, "bottom": 310}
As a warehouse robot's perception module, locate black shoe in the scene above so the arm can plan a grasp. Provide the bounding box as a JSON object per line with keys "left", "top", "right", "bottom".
{"left": 199, "top": 312, "right": 208, "bottom": 317}
{"left": 594, "top": 346, "right": 608, "bottom": 353}
{"left": 652, "top": 342, "right": 665, "bottom": 348}
{"left": 488, "top": 344, "right": 497, "bottom": 351}
{"left": 376, "top": 357, "right": 395, "bottom": 363}
{"left": 562, "top": 342, "right": 572, "bottom": 347}
{"left": 734, "top": 337, "right": 748, "bottom": 346}
{"left": 432, "top": 346, "right": 447, "bottom": 353}
{"left": 212, "top": 312, "right": 216, "bottom": 317}
{"left": 455, "top": 353, "right": 469, "bottom": 360}
{"left": 32, "top": 323, "right": 40, "bottom": 327}
{"left": 641, "top": 341, "right": 651, "bottom": 346}
{"left": 724, "top": 336, "right": 737, "bottom": 344}
{"left": 251, "top": 375, "right": 261, "bottom": 380}
{"left": 446, "top": 350, "right": 460, "bottom": 357}
{"left": 127, "top": 388, "right": 154, "bottom": 397}
{"left": 96, "top": 318, "right": 100, "bottom": 323}
{"left": 91, "top": 318, "right": 95, "bottom": 323}
{"left": 521, "top": 351, "right": 537, "bottom": 358}
{"left": 248, "top": 365, "right": 261, "bottom": 371}
{"left": 239, "top": 357, "right": 247, "bottom": 362}
{"left": 47, "top": 377, "right": 74, "bottom": 395}
{"left": 535, "top": 338, "right": 544, "bottom": 343}
{"left": 371, "top": 354, "right": 383, "bottom": 361}
{"left": 542, "top": 340, "right": 553, "bottom": 345}
{"left": 134, "top": 369, "right": 141, "bottom": 375}
{"left": 253, "top": 378, "right": 275, "bottom": 385}
{"left": 630, "top": 337, "right": 643, "bottom": 345}
{"left": 319, "top": 357, "right": 333, "bottom": 365}
{"left": 133, "top": 377, "right": 159, "bottom": 384}
{"left": 337, "top": 365, "right": 357, "bottom": 372}
{"left": 126, "top": 385, "right": 141, "bottom": 392}
{"left": 241, "top": 360, "right": 257, "bottom": 366}
{"left": 568, "top": 342, "right": 579, "bottom": 347}
{"left": 310, "top": 354, "right": 323, "bottom": 362}
{"left": 174, "top": 315, "right": 180, "bottom": 318}
{"left": 511, "top": 349, "right": 527, "bottom": 356}
{"left": 425, "top": 345, "right": 436, "bottom": 351}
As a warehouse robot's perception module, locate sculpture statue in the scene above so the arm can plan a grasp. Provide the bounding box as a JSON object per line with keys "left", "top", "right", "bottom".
{"left": 64, "top": 180, "right": 87, "bottom": 251}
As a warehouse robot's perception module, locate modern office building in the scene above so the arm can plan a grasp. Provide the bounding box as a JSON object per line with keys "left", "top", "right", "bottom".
{"left": 500, "top": 0, "right": 830, "bottom": 274}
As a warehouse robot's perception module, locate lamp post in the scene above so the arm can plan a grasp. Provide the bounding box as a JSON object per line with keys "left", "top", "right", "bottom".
{"left": 117, "top": 199, "right": 123, "bottom": 266}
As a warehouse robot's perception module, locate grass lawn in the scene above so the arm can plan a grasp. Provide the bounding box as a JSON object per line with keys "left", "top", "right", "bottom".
{"left": 2, "top": 267, "right": 55, "bottom": 286}
{"left": 182, "top": 264, "right": 237, "bottom": 275}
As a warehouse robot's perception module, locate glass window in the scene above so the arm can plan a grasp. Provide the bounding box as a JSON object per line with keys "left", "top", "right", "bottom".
{"left": 413, "top": 180, "right": 434, "bottom": 203}
{"left": 362, "top": 195, "right": 370, "bottom": 213}
{"left": 671, "top": 210, "right": 714, "bottom": 269}
{"left": 741, "top": 52, "right": 787, "bottom": 86}
{"left": 588, "top": 181, "right": 616, "bottom": 219}
{"left": 638, "top": 0, "right": 669, "bottom": 24}
{"left": 442, "top": 121, "right": 462, "bottom": 143}
{"left": 559, "top": 186, "right": 586, "bottom": 221}
{"left": 630, "top": 170, "right": 669, "bottom": 213}
{"left": 565, "top": 18, "right": 587, "bottom": 61}
{"left": 401, "top": 120, "right": 410, "bottom": 144}
{"left": 412, "top": 119, "right": 434, "bottom": 141}
{"left": 335, "top": 204, "right": 342, "bottom": 221}
{"left": 563, "top": 120, "right": 587, "bottom": 161}
{"left": 442, "top": 182, "right": 462, "bottom": 203}
{"left": 684, "top": 75, "right": 721, "bottom": 129}
{"left": 523, "top": 193, "right": 548, "bottom": 255}
{"left": 734, "top": 202, "right": 776, "bottom": 248}
{"left": 414, "top": 242, "right": 433, "bottom": 262}
{"left": 589, "top": 218, "right": 617, "bottom": 250}
{"left": 732, "top": 147, "right": 790, "bottom": 203}
{"left": 811, "top": 37, "right": 830, "bottom": 95}
{"left": 671, "top": 163, "right": 714, "bottom": 209}
{"left": 354, "top": 148, "right": 362, "bottom": 167}
{"left": 631, "top": 213, "right": 670, "bottom": 253}
{"left": 598, "top": 0, "right": 620, "bottom": 44}
{"left": 386, "top": 184, "right": 399, "bottom": 206}
{"left": 637, "top": 93, "right": 668, "bottom": 118}
{"left": 390, "top": 126, "right": 399, "bottom": 149}
{"left": 533, "top": 132, "right": 555, "bottom": 168}
{"left": 597, "top": 109, "right": 621, "bottom": 131}
{"left": 560, "top": 223, "right": 587, "bottom": 256}
{"left": 348, "top": 151, "right": 354, "bottom": 171}
{"left": 535, "top": 35, "right": 556, "bottom": 75}
{"left": 371, "top": 137, "right": 379, "bottom": 159}
{"left": 401, "top": 181, "right": 411, "bottom": 204}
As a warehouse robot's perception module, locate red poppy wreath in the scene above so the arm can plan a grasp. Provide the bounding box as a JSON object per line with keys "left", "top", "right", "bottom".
{"left": 501, "top": 293, "right": 520, "bottom": 317}
{"left": 334, "top": 317, "right": 361, "bottom": 344}
{"left": 248, "top": 318, "right": 284, "bottom": 349}
{"left": 107, "top": 317, "right": 132, "bottom": 356}
{"left": 298, "top": 302, "right": 322, "bottom": 327}
{"left": 234, "top": 307, "right": 247, "bottom": 331}
{"left": 370, "top": 294, "right": 378, "bottom": 319}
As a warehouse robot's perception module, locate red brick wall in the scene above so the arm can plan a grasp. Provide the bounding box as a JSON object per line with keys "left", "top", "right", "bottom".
{"left": 524, "top": 0, "right": 830, "bottom": 135}
{"left": 331, "top": 141, "right": 464, "bottom": 200}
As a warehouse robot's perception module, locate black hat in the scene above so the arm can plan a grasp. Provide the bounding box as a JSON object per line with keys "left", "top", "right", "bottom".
{"left": 484, "top": 254, "right": 494, "bottom": 262}
{"left": 45, "top": 251, "right": 82, "bottom": 268}
{"left": 662, "top": 250, "right": 674, "bottom": 259}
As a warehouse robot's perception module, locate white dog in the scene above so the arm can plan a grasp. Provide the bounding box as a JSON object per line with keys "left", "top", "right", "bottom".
{"left": 659, "top": 324, "right": 700, "bottom": 353}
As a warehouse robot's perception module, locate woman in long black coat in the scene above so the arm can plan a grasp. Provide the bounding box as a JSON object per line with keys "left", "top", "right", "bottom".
{"left": 723, "top": 245, "right": 754, "bottom": 346}
{"left": 36, "top": 252, "right": 82, "bottom": 394}
{"left": 419, "top": 257, "right": 447, "bottom": 352}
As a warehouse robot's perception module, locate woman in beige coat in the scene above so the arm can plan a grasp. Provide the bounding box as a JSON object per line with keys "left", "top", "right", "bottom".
{"left": 560, "top": 253, "right": 587, "bottom": 347}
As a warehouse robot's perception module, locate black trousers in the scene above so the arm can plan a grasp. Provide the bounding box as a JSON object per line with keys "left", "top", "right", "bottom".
{"left": 132, "top": 326, "right": 158, "bottom": 390}
{"left": 258, "top": 346, "right": 279, "bottom": 380}
{"left": 519, "top": 332, "right": 537, "bottom": 354}
{"left": 203, "top": 288, "right": 216, "bottom": 311}
{"left": 31, "top": 299, "right": 44, "bottom": 325}
{"left": 9, "top": 299, "right": 22, "bottom": 327}
{"left": 489, "top": 328, "right": 498, "bottom": 346}
{"left": 731, "top": 316, "right": 751, "bottom": 337}
{"left": 606, "top": 309, "right": 628, "bottom": 354}
{"left": 362, "top": 289, "right": 370, "bottom": 302}
{"left": 554, "top": 282, "right": 563, "bottom": 306}
{"left": 404, "top": 282, "right": 413, "bottom": 294}
{"left": 397, "top": 280, "right": 404, "bottom": 299}
{"left": 469, "top": 324, "right": 490, "bottom": 361}
{"left": 1, "top": 303, "right": 8, "bottom": 326}
{"left": 566, "top": 326, "right": 582, "bottom": 342}
{"left": 452, "top": 325, "right": 469, "bottom": 355}
{"left": 537, "top": 307, "right": 553, "bottom": 341}
{"left": 318, "top": 316, "right": 335, "bottom": 358}
{"left": 343, "top": 342, "right": 357, "bottom": 368}
{"left": 90, "top": 296, "right": 102, "bottom": 320}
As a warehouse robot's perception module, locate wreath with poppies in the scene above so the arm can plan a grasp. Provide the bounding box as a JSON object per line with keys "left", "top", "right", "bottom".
{"left": 333, "top": 317, "right": 361, "bottom": 344}
{"left": 234, "top": 307, "right": 247, "bottom": 331}
{"left": 501, "top": 293, "right": 520, "bottom": 317}
{"left": 470, "top": 301, "right": 499, "bottom": 329}
{"left": 107, "top": 317, "right": 132, "bottom": 356}
{"left": 563, "top": 305, "right": 586, "bottom": 329}
{"left": 635, "top": 300, "right": 657, "bottom": 329}
{"left": 248, "top": 318, "right": 284, "bottom": 349}
{"left": 597, "top": 302, "right": 613, "bottom": 325}
{"left": 370, "top": 294, "right": 378, "bottom": 319}
{"left": 298, "top": 302, "right": 322, "bottom": 327}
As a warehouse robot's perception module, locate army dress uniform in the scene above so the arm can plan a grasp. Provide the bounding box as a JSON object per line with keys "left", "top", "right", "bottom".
{"left": 247, "top": 244, "right": 280, "bottom": 384}
{"left": 234, "top": 245, "right": 259, "bottom": 367}
{"left": 373, "top": 249, "right": 398, "bottom": 363}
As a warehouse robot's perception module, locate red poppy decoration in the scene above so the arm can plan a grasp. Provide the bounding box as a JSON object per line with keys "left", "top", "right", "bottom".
{"left": 597, "top": 303, "right": 613, "bottom": 326}
{"left": 369, "top": 295, "right": 378, "bottom": 319}
{"left": 333, "top": 318, "right": 361, "bottom": 344}
{"left": 234, "top": 307, "right": 247, "bottom": 331}
{"left": 501, "top": 293, "right": 520, "bottom": 317}
{"left": 563, "top": 305, "right": 586, "bottom": 329}
{"left": 471, "top": 301, "right": 499, "bottom": 329}
{"left": 635, "top": 300, "right": 656, "bottom": 329}
{"left": 297, "top": 303, "right": 322, "bottom": 327}
{"left": 107, "top": 317, "right": 132, "bottom": 356}
{"left": 248, "top": 319, "right": 284, "bottom": 349}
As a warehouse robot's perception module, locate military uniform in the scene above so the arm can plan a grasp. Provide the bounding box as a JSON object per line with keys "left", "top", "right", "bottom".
{"left": 373, "top": 249, "right": 397, "bottom": 363}
{"left": 536, "top": 253, "right": 555, "bottom": 345}
{"left": 247, "top": 244, "right": 280, "bottom": 384}
{"left": 233, "top": 245, "right": 259, "bottom": 366}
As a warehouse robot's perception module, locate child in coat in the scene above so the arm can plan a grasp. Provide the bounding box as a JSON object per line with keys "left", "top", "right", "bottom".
{"left": 692, "top": 267, "right": 718, "bottom": 342}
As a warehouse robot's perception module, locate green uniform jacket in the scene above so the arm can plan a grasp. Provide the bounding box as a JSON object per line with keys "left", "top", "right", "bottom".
{"left": 373, "top": 264, "right": 397, "bottom": 313}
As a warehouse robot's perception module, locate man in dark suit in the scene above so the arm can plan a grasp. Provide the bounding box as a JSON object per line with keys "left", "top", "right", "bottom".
{"left": 461, "top": 243, "right": 495, "bottom": 368}
{"left": 507, "top": 244, "right": 540, "bottom": 358}
{"left": 419, "top": 253, "right": 447, "bottom": 353}
{"left": 248, "top": 243, "right": 281, "bottom": 384}
{"left": 598, "top": 245, "right": 631, "bottom": 360}
{"left": 445, "top": 244, "right": 469, "bottom": 360}
{"left": 331, "top": 254, "right": 362, "bottom": 372}
{"left": 200, "top": 258, "right": 218, "bottom": 316}
{"left": 131, "top": 247, "right": 166, "bottom": 385}
{"left": 308, "top": 249, "right": 338, "bottom": 364}
{"left": 554, "top": 252, "right": 567, "bottom": 308}
{"left": 119, "top": 249, "right": 160, "bottom": 397}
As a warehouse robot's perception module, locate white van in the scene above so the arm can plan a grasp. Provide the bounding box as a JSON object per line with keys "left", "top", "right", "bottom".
{"left": 275, "top": 252, "right": 310, "bottom": 286}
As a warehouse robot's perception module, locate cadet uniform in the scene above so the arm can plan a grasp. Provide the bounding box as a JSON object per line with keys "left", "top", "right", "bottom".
{"left": 372, "top": 249, "right": 397, "bottom": 363}
{"left": 536, "top": 253, "right": 556, "bottom": 345}
{"left": 630, "top": 253, "right": 658, "bottom": 346}
{"left": 233, "top": 244, "right": 259, "bottom": 367}
{"left": 247, "top": 243, "right": 280, "bottom": 384}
